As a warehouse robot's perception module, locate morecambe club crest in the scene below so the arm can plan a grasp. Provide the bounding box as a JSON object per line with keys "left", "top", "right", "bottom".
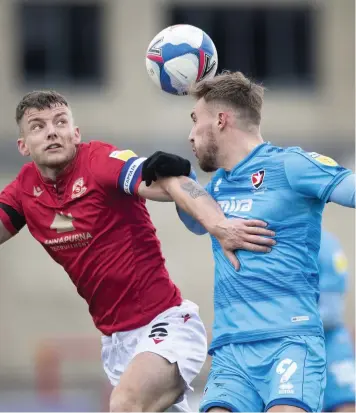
{"left": 71, "top": 177, "right": 87, "bottom": 199}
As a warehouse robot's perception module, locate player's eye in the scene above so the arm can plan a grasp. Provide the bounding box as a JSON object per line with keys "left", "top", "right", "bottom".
{"left": 57, "top": 119, "right": 67, "bottom": 126}
{"left": 31, "top": 124, "right": 42, "bottom": 131}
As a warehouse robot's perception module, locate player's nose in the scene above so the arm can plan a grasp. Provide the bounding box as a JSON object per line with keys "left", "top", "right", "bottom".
{"left": 188, "top": 131, "right": 194, "bottom": 143}
{"left": 47, "top": 132, "right": 58, "bottom": 140}
{"left": 46, "top": 124, "right": 57, "bottom": 139}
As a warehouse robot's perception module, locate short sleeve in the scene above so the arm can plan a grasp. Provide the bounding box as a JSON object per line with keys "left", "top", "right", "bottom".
{"left": 88, "top": 141, "right": 146, "bottom": 195}
{"left": 175, "top": 171, "right": 210, "bottom": 235}
{"left": 0, "top": 178, "right": 26, "bottom": 234}
{"left": 284, "top": 150, "right": 352, "bottom": 202}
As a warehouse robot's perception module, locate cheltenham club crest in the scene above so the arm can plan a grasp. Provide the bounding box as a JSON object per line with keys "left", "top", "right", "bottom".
{"left": 251, "top": 170, "right": 265, "bottom": 189}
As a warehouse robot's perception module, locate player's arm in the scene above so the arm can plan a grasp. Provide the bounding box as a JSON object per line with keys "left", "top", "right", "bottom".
{"left": 176, "top": 203, "right": 208, "bottom": 235}
{"left": 89, "top": 145, "right": 189, "bottom": 201}
{"left": 137, "top": 150, "right": 190, "bottom": 201}
{"left": 284, "top": 151, "right": 355, "bottom": 207}
{"left": 0, "top": 220, "right": 13, "bottom": 245}
{"left": 171, "top": 168, "right": 208, "bottom": 235}
{"left": 138, "top": 161, "right": 201, "bottom": 204}
{"left": 140, "top": 171, "right": 264, "bottom": 243}
{"left": 158, "top": 176, "right": 226, "bottom": 233}
{"left": 158, "top": 175, "right": 276, "bottom": 268}
{"left": 141, "top": 175, "right": 276, "bottom": 250}
{"left": 140, "top": 152, "right": 276, "bottom": 260}
{"left": 90, "top": 144, "right": 275, "bottom": 268}
{"left": 139, "top": 152, "right": 275, "bottom": 243}
{"left": 89, "top": 145, "right": 175, "bottom": 201}
{"left": 328, "top": 173, "right": 355, "bottom": 207}
{"left": 136, "top": 180, "right": 172, "bottom": 202}
{"left": 139, "top": 152, "right": 268, "bottom": 237}
{"left": 0, "top": 179, "right": 26, "bottom": 245}
{"left": 89, "top": 144, "right": 218, "bottom": 237}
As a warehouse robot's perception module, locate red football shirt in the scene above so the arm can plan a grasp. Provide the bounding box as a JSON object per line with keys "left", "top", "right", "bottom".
{"left": 0, "top": 141, "right": 182, "bottom": 335}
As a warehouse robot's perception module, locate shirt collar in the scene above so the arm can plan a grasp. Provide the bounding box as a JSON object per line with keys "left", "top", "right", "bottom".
{"left": 228, "top": 141, "right": 270, "bottom": 176}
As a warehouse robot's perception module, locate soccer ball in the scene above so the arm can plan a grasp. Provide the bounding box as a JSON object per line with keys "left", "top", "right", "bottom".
{"left": 145, "top": 24, "right": 218, "bottom": 96}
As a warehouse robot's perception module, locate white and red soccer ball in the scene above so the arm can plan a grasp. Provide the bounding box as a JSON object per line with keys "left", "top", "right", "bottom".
{"left": 146, "top": 24, "right": 218, "bottom": 96}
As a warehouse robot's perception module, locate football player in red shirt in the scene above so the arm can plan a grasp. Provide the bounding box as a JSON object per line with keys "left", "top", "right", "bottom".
{"left": 0, "top": 91, "right": 275, "bottom": 412}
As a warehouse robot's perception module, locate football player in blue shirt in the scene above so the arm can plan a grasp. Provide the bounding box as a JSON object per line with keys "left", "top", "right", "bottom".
{"left": 155, "top": 71, "right": 355, "bottom": 413}
{"left": 319, "top": 230, "right": 355, "bottom": 412}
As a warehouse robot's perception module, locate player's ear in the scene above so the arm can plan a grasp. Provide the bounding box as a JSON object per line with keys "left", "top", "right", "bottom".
{"left": 73, "top": 126, "right": 81, "bottom": 145}
{"left": 17, "top": 137, "right": 30, "bottom": 157}
{"left": 217, "top": 112, "right": 228, "bottom": 130}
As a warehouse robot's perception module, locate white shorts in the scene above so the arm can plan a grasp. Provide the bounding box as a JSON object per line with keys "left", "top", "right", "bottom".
{"left": 101, "top": 299, "right": 207, "bottom": 412}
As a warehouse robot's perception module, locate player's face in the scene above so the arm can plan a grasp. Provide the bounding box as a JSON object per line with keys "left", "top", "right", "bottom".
{"left": 189, "top": 98, "right": 219, "bottom": 172}
{"left": 17, "top": 104, "right": 81, "bottom": 169}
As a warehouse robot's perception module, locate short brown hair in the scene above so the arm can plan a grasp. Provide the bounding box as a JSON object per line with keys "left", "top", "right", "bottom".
{"left": 190, "top": 71, "right": 265, "bottom": 126}
{"left": 16, "top": 90, "right": 69, "bottom": 124}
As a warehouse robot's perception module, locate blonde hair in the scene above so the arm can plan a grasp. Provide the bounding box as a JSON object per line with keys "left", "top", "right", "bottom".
{"left": 190, "top": 71, "right": 265, "bottom": 126}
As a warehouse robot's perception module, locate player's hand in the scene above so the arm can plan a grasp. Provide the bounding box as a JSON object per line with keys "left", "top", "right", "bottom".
{"left": 142, "top": 151, "right": 191, "bottom": 186}
{"left": 212, "top": 218, "right": 276, "bottom": 270}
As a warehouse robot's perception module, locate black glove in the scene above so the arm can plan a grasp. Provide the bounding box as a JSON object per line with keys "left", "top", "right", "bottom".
{"left": 142, "top": 151, "right": 191, "bottom": 186}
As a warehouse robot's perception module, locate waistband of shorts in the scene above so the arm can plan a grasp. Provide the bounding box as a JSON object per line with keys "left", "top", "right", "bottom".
{"left": 209, "top": 326, "right": 324, "bottom": 354}
{"left": 101, "top": 299, "right": 199, "bottom": 344}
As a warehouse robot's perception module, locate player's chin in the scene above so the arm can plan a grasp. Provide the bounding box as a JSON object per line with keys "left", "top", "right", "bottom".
{"left": 199, "top": 158, "right": 217, "bottom": 173}
{"left": 43, "top": 152, "right": 70, "bottom": 168}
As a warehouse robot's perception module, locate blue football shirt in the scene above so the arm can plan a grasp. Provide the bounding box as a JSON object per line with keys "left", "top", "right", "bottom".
{"left": 179, "top": 142, "right": 352, "bottom": 353}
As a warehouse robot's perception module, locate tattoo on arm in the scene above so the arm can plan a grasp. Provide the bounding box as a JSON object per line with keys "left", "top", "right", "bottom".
{"left": 180, "top": 181, "right": 208, "bottom": 199}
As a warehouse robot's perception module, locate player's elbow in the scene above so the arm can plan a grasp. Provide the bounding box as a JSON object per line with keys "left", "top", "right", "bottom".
{"left": 190, "top": 225, "right": 208, "bottom": 235}
{"left": 176, "top": 206, "right": 207, "bottom": 235}
{"left": 182, "top": 221, "right": 207, "bottom": 235}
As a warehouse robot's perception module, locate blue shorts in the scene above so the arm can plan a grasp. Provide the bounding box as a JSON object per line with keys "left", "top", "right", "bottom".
{"left": 200, "top": 336, "right": 326, "bottom": 412}
{"left": 323, "top": 326, "right": 355, "bottom": 411}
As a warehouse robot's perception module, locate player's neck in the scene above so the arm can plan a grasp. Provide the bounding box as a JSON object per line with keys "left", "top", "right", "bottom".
{"left": 37, "top": 152, "right": 77, "bottom": 182}
{"left": 219, "top": 132, "right": 264, "bottom": 171}
{"left": 38, "top": 165, "right": 69, "bottom": 181}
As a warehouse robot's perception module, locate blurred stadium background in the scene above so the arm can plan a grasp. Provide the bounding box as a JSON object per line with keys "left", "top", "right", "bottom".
{"left": 0, "top": 0, "right": 354, "bottom": 411}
